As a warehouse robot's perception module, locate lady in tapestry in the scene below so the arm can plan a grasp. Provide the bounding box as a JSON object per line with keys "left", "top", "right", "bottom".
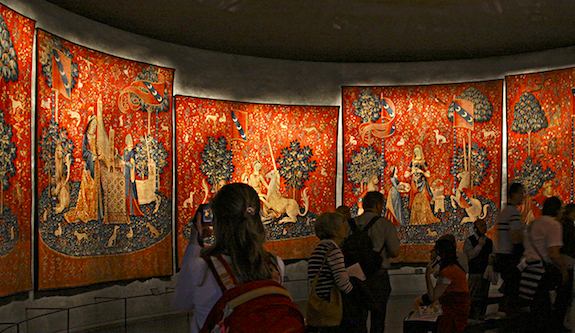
{"left": 65, "top": 116, "right": 104, "bottom": 223}
{"left": 405, "top": 145, "right": 439, "bottom": 225}
{"left": 386, "top": 166, "right": 404, "bottom": 226}
{"left": 123, "top": 134, "right": 144, "bottom": 216}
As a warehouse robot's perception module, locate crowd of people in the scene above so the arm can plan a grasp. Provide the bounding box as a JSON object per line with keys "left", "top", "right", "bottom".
{"left": 173, "top": 182, "right": 575, "bottom": 333}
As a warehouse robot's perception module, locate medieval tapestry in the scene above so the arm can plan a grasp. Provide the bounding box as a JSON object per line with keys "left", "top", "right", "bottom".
{"left": 0, "top": 4, "right": 34, "bottom": 297}
{"left": 506, "top": 68, "right": 575, "bottom": 222}
{"left": 176, "top": 96, "right": 338, "bottom": 263}
{"left": 342, "top": 81, "right": 503, "bottom": 262}
{"left": 36, "top": 30, "right": 174, "bottom": 289}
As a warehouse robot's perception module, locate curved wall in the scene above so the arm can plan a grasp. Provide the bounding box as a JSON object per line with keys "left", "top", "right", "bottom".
{"left": 1, "top": 0, "right": 575, "bottom": 329}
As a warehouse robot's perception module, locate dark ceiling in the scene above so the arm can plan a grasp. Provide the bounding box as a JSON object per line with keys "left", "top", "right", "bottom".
{"left": 46, "top": 0, "right": 575, "bottom": 62}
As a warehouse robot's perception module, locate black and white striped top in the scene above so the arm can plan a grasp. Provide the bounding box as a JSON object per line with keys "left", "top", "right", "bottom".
{"left": 308, "top": 240, "right": 353, "bottom": 301}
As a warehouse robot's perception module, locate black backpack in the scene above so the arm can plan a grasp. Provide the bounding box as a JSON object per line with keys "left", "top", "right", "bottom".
{"left": 342, "top": 216, "right": 384, "bottom": 277}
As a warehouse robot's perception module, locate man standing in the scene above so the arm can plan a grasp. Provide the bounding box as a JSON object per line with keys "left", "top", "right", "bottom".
{"left": 464, "top": 219, "right": 493, "bottom": 320}
{"left": 354, "top": 191, "right": 400, "bottom": 333}
{"left": 494, "top": 182, "right": 525, "bottom": 314}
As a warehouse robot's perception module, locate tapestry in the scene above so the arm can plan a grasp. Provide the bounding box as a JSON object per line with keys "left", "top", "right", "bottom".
{"left": 175, "top": 96, "right": 338, "bottom": 263}
{"left": 36, "top": 30, "right": 174, "bottom": 289}
{"left": 0, "top": 4, "right": 34, "bottom": 297}
{"left": 342, "top": 82, "right": 503, "bottom": 262}
{"left": 506, "top": 68, "right": 575, "bottom": 221}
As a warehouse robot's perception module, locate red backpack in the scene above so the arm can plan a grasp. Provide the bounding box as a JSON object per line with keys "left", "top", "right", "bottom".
{"left": 200, "top": 254, "right": 305, "bottom": 333}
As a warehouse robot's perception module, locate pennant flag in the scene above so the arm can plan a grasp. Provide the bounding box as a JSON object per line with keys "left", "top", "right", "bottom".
{"left": 231, "top": 110, "right": 248, "bottom": 141}
{"left": 452, "top": 99, "right": 474, "bottom": 130}
{"left": 123, "top": 80, "right": 166, "bottom": 106}
{"left": 51, "top": 49, "right": 72, "bottom": 99}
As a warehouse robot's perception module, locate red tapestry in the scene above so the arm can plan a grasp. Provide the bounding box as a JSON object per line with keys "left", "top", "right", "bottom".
{"left": 36, "top": 30, "right": 174, "bottom": 290}
{"left": 342, "top": 82, "right": 503, "bottom": 262}
{"left": 0, "top": 4, "right": 34, "bottom": 297}
{"left": 175, "top": 96, "right": 338, "bottom": 263}
{"left": 506, "top": 68, "right": 575, "bottom": 221}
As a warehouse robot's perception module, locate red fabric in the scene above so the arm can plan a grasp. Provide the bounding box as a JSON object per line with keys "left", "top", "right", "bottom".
{"left": 0, "top": 3, "right": 34, "bottom": 297}
{"left": 437, "top": 292, "right": 471, "bottom": 333}
{"left": 439, "top": 265, "right": 469, "bottom": 294}
{"left": 343, "top": 82, "right": 503, "bottom": 263}
{"left": 437, "top": 266, "right": 470, "bottom": 333}
{"left": 175, "top": 96, "right": 338, "bottom": 263}
{"left": 200, "top": 280, "right": 305, "bottom": 333}
{"left": 506, "top": 68, "right": 575, "bottom": 218}
{"left": 36, "top": 30, "right": 174, "bottom": 290}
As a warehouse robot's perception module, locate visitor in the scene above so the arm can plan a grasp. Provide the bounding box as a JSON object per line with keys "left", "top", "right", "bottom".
{"left": 173, "top": 183, "right": 287, "bottom": 333}
{"left": 494, "top": 182, "right": 525, "bottom": 315}
{"left": 555, "top": 203, "right": 575, "bottom": 331}
{"left": 353, "top": 191, "right": 400, "bottom": 333}
{"left": 464, "top": 219, "right": 493, "bottom": 320}
{"left": 307, "top": 212, "right": 354, "bottom": 332}
{"left": 519, "top": 196, "right": 567, "bottom": 333}
{"left": 421, "top": 235, "right": 470, "bottom": 333}
{"left": 335, "top": 205, "right": 353, "bottom": 232}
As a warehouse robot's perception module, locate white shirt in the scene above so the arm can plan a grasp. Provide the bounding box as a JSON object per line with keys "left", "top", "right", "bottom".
{"left": 173, "top": 243, "right": 285, "bottom": 333}
{"left": 495, "top": 204, "right": 522, "bottom": 254}
{"left": 523, "top": 215, "right": 563, "bottom": 263}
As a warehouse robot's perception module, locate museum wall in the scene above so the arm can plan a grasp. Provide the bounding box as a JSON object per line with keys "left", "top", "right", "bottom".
{"left": 2, "top": 0, "right": 575, "bottom": 330}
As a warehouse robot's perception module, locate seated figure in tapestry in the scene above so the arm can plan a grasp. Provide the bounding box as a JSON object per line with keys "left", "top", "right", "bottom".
{"left": 64, "top": 115, "right": 105, "bottom": 223}
{"left": 405, "top": 145, "right": 440, "bottom": 225}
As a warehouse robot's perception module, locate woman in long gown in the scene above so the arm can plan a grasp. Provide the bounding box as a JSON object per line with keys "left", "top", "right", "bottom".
{"left": 123, "top": 134, "right": 144, "bottom": 216}
{"left": 65, "top": 116, "right": 104, "bottom": 223}
{"left": 385, "top": 166, "right": 403, "bottom": 226}
{"left": 405, "top": 145, "right": 439, "bottom": 225}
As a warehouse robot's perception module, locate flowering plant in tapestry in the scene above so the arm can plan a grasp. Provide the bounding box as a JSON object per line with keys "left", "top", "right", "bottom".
{"left": 278, "top": 140, "right": 317, "bottom": 197}
{"left": 353, "top": 90, "right": 381, "bottom": 123}
{"left": 513, "top": 156, "right": 555, "bottom": 197}
{"left": 347, "top": 146, "right": 386, "bottom": 188}
{"left": 511, "top": 92, "right": 548, "bottom": 156}
{"left": 39, "top": 118, "right": 74, "bottom": 183}
{"left": 0, "top": 14, "right": 18, "bottom": 82}
{"left": 450, "top": 143, "right": 490, "bottom": 187}
{"left": 134, "top": 136, "right": 168, "bottom": 178}
{"left": 200, "top": 136, "right": 234, "bottom": 191}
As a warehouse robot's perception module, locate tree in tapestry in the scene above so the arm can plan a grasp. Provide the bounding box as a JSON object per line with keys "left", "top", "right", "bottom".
{"left": 506, "top": 68, "right": 575, "bottom": 222}
{"left": 176, "top": 97, "right": 338, "bottom": 262}
{"left": 342, "top": 82, "right": 503, "bottom": 262}
{"left": 0, "top": 3, "right": 34, "bottom": 297}
{"left": 36, "top": 30, "right": 174, "bottom": 290}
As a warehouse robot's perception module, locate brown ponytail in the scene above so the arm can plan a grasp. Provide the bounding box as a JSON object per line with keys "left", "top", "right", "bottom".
{"left": 206, "top": 183, "right": 274, "bottom": 282}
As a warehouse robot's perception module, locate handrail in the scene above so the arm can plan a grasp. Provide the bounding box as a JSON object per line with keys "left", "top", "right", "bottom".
{"left": 1, "top": 288, "right": 174, "bottom": 333}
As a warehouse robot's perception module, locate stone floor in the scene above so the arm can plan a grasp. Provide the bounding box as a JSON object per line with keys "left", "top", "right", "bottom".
{"left": 62, "top": 294, "right": 574, "bottom": 333}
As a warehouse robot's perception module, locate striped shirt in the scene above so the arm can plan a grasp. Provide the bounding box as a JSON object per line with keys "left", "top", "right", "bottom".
{"left": 495, "top": 204, "right": 522, "bottom": 254}
{"left": 308, "top": 240, "right": 353, "bottom": 301}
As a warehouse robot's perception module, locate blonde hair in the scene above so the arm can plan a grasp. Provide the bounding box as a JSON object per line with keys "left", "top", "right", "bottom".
{"left": 314, "top": 212, "right": 345, "bottom": 240}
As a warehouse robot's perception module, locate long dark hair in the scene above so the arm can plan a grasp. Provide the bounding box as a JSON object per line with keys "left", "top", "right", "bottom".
{"left": 435, "top": 236, "right": 459, "bottom": 271}
{"left": 205, "top": 183, "right": 274, "bottom": 283}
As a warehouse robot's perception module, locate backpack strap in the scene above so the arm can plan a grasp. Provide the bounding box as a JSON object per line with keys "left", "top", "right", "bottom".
{"left": 203, "top": 254, "right": 239, "bottom": 292}
{"left": 364, "top": 215, "right": 381, "bottom": 232}
{"left": 364, "top": 215, "right": 386, "bottom": 255}
{"left": 225, "top": 285, "right": 293, "bottom": 313}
